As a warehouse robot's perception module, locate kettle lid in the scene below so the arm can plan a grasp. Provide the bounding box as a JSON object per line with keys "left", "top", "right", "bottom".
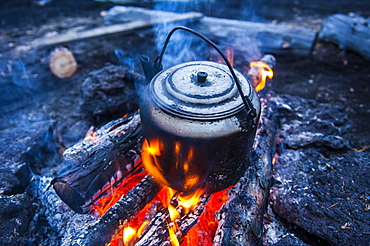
{"left": 149, "top": 61, "right": 253, "bottom": 120}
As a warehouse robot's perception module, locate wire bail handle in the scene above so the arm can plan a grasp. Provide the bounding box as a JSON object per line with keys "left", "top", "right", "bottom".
{"left": 153, "top": 26, "right": 257, "bottom": 127}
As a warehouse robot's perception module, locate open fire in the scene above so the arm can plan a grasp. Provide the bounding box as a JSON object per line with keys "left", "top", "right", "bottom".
{"left": 63, "top": 44, "right": 275, "bottom": 246}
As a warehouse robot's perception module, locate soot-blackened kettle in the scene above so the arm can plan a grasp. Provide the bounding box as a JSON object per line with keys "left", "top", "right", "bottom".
{"left": 140, "top": 27, "right": 260, "bottom": 194}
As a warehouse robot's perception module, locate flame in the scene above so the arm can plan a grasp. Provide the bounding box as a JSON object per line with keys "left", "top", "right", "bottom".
{"left": 249, "top": 61, "right": 274, "bottom": 92}
{"left": 123, "top": 226, "right": 136, "bottom": 245}
{"left": 166, "top": 187, "right": 205, "bottom": 246}
{"left": 178, "top": 188, "right": 205, "bottom": 214}
{"left": 92, "top": 171, "right": 146, "bottom": 216}
{"left": 272, "top": 154, "right": 278, "bottom": 165}
{"left": 141, "top": 139, "right": 170, "bottom": 187}
{"left": 108, "top": 186, "right": 230, "bottom": 246}
{"left": 226, "top": 46, "right": 234, "bottom": 67}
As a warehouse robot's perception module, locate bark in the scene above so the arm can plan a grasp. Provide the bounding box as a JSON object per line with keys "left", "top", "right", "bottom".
{"left": 52, "top": 112, "right": 143, "bottom": 214}
{"left": 197, "top": 17, "right": 317, "bottom": 57}
{"left": 319, "top": 13, "right": 370, "bottom": 60}
{"left": 213, "top": 97, "right": 279, "bottom": 246}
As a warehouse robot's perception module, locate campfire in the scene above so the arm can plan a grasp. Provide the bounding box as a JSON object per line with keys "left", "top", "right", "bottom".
{"left": 50, "top": 29, "right": 276, "bottom": 246}
{"left": 2, "top": 2, "right": 369, "bottom": 246}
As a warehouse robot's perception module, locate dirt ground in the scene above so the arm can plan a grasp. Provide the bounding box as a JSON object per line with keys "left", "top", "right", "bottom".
{"left": 1, "top": 0, "right": 369, "bottom": 148}
{"left": 0, "top": 1, "right": 369, "bottom": 245}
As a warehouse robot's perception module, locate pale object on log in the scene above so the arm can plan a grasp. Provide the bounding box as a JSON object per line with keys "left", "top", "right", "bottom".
{"left": 49, "top": 47, "right": 77, "bottom": 78}
{"left": 319, "top": 13, "right": 370, "bottom": 60}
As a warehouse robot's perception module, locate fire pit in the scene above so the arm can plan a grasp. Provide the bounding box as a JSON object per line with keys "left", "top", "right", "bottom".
{"left": 45, "top": 27, "right": 276, "bottom": 246}
{"left": 1, "top": 1, "right": 370, "bottom": 246}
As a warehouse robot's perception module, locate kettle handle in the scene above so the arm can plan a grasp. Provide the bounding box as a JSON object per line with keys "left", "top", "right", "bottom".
{"left": 153, "top": 26, "right": 257, "bottom": 122}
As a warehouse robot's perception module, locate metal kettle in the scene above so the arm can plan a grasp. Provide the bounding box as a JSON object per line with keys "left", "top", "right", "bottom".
{"left": 140, "top": 27, "right": 260, "bottom": 194}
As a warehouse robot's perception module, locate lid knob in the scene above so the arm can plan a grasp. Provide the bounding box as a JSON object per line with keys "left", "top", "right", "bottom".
{"left": 197, "top": 71, "right": 208, "bottom": 84}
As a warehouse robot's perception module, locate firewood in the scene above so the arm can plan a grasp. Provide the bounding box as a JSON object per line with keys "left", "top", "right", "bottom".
{"left": 135, "top": 193, "right": 211, "bottom": 246}
{"left": 197, "top": 17, "right": 318, "bottom": 56}
{"left": 71, "top": 175, "right": 161, "bottom": 246}
{"left": 31, "top": 11, "right": 203, "bottom": 48}
{"left": 52, "top": 112, "right": 143, "bottom": 214}
{"left": 49, "top": 47, "right": 77, "bottom": 78}
{"left": 319, "top": 13, "right": 370, "bottom": 60}
{"left": 213, "top": 97, "right": 279, "bottom": 246}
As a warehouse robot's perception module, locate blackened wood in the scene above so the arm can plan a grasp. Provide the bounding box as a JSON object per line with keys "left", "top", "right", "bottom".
{"left": 72, "top": 175, "right": 161, "bottom": 246}
{"left": 52, "top": 112, "right": 143, "bottom": 213}
{"left": 319, "top": 13, "right": 370, "bottom": 60}
{"left": 213, "top": 97, "right": 278, "bottom": 246}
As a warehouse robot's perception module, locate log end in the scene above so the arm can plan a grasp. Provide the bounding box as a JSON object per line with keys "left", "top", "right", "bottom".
{"left": 49, "top": 47, "right": 77, "bottom": 78}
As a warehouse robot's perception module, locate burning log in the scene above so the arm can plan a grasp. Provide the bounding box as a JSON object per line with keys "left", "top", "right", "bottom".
{"left": 319, "top": 13, "right": 370, "bottom": 60}
{"left": 71, "top": 175, "right": 161, "bottom": 246}
{"left": 247, "top": 54, "right": 276, "bottom": 92}
{"left": 135, "top": 192, "right": 211, "bottom": 246}
{"left": 213, "top": 97, "right": 278, "bottom": 246}
{"left": 52, "top": 112, "right": 143, "bottom": 214}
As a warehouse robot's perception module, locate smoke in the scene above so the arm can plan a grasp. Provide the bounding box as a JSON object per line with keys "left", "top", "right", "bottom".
{"left": 151, "top": 0, "right": 264, "bottom": 69}
{"left": 152, "top": 1, "right": 209, "bottom": 68}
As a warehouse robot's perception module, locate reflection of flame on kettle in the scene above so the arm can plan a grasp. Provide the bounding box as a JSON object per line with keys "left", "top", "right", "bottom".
{"left": 140, "top": 27, "right": 261, "bottom": 194}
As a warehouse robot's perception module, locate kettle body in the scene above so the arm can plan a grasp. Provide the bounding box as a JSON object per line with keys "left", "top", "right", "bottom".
{"left": 140, "top": 61, "right": 260, "bottom": 194}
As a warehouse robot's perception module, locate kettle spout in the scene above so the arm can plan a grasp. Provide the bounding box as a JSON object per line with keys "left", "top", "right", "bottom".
{"left": 140, "top": 55, "right": 155, "bottom": 83}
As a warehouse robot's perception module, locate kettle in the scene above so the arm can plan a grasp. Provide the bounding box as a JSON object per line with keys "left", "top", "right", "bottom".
{"left": 140, "top": 27, "right": 260, "bottom": 194}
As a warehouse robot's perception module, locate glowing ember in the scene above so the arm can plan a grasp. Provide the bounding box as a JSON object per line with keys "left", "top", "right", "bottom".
{"left": 272, "top": 153, "right": 278, "bottom": 165}
{"left": 84, "top": 126, "right": 98, "bottom": 143}
{"left": 92, "top": 171, "right": 146, "bottom": 216}
{"left": 249, "top": 61, "right": 274, "bottom": 92}
{"left": 108, "top": 186, "right": 229, "bottom": 246}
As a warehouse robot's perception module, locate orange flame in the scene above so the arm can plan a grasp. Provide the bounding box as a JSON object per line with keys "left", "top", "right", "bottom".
{"left": 141, "top": 139, "right": 170, "bottom": 187}
{"left": 249, "top": 61, "right": 274, "bottom": 92}
{"left": 166, "top": 187, "right": 205, "bottom": 246}
{"left": 92, "top": 171, "right": 146, "bottom": 216}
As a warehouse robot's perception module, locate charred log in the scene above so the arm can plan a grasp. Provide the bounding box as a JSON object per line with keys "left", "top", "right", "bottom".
{"left": 71, "top": 174, "right": 161, "bottom": 246}
{"left": 52, "top": 112, "right": 143, "bottom": 214}
{"left": 213, "top": 97, "right": 279, "bottom": 246}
